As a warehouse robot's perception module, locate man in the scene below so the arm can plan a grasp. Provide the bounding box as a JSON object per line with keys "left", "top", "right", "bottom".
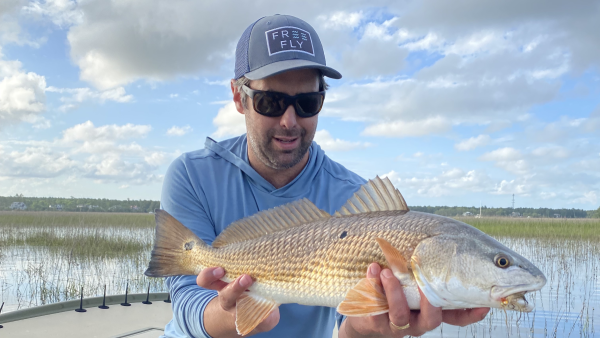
{"left": 160, "top": 14, "right": 489, "bottom": 338}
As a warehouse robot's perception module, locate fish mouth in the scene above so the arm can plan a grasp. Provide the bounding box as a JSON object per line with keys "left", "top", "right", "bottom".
{"left": 490, "top": 281, "right": 545, "bottom": 312}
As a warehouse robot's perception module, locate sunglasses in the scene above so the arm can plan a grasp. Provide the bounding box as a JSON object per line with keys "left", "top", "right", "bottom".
{"left": 241, "top": 85, "right": 325, "bottom": 118}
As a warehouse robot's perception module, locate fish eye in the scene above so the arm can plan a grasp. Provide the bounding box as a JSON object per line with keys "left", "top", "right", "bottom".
{"left": 495, "top": 255, "right": 510, "bottom": 268}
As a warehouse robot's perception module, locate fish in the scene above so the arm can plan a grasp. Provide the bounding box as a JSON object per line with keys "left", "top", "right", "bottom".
{"left": 145, "top": 177, "right": 546, "bottom": 336}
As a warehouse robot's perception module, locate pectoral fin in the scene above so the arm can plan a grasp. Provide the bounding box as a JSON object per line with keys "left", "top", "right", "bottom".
{"left": 337, "top": 278, "right": 389, "bottom": 316}
{"left": 236, "top": 293, "right": 279, "bottom": 336}
{"left": 375, "top": 238, "right": 409, "bottom": 275}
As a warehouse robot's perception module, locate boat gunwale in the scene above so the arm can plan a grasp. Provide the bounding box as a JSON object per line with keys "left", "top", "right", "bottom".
{"left": 0, "top": 292, "right": 170, "bottom": 324}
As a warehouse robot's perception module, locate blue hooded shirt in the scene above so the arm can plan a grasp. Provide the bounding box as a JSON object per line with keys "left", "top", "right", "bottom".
{"left": 160, "top": 134, "right": 365, "bottom": 338}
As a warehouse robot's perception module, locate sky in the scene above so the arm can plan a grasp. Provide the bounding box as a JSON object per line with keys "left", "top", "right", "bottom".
{"left": 0, "top": 0, "right": 599, "bottom": 209}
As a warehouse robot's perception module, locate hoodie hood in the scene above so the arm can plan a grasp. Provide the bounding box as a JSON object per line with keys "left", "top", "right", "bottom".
{"left": 205, "top": 134, "right": 326, "bottom": 199}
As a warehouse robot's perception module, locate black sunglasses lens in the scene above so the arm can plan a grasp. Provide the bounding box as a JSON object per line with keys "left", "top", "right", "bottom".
{"left": 252, "top": 91, "right": 323, "bottom": 117}
{"left": 254, "top": 92, "right": 286, "bottom": 117}
{"left": 296, "top": 94, "right": 324, "bottom": 117}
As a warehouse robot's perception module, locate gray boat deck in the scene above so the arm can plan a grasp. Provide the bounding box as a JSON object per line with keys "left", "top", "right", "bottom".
{"left": 0, "top": 293, "right": 340, "bottom": 337}
{"left": 0, "top": 293, "right": 172, "bottom": 338}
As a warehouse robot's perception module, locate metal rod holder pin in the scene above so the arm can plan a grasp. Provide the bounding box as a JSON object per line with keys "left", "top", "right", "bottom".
{"left": 121, "top": 282, "right": 131, "bottom": 306}
{"left": 98, "top": 284, "right": 109, "bottom": 309}
{"left": 142, "top": 283, "right": 152, "bottom": 305}
{"left": 75, "top": 287, "right": 87, "bottom": 312}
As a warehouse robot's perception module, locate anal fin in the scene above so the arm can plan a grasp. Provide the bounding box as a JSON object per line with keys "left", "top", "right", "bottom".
{"left": 337, "top": 278, "right": 389, "bottom": 316}
{"left": 236, "top": 293, "right": 279, "bottom": 336}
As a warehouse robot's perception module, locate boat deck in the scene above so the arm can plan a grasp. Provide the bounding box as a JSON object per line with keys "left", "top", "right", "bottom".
{"left": 0, "top": 293, "right": 172, "bottom": 338}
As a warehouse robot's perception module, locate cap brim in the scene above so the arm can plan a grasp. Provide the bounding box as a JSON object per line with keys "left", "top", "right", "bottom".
{"left": 244, "top": 59, "right": 342, "bottom": 80}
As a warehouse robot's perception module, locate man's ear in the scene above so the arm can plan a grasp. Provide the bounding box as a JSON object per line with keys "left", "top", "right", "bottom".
{"left": 231, "top": 79, "right": 245, "bottom": 115}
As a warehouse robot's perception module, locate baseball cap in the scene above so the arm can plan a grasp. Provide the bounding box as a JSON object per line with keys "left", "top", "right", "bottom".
{"left": 234, "top": 14, "right": 342, "bottom": 80}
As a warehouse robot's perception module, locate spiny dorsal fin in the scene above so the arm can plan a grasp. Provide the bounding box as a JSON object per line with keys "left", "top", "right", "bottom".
{"left": 212, "top": 198, "right": 331, "bottom": 248}
{"left": 334, "top": 176, "right": 409, "bottom": 217}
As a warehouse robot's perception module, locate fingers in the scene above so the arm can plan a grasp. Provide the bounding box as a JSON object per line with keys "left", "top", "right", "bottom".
{"left": 380, "top": 268, "right": 411, "bottom": 333}
{"left": 218, "top": 274, "right": 253, "bottom": 311}
{"left": 197, "top": 267, "right": 228, "bottom": 291}
{"left": 442, "top": 307, "right": 490, "bottom": 327}
{"left": 367, "top": 262, "right": 381, "bottom": 279}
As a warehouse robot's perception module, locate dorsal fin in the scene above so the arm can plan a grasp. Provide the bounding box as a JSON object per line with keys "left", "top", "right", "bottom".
{"left": 334, "top": 176, "right": 409, "bottom": 217}
{"left": 212, "top": 198, "right": 331, "bottom": 248}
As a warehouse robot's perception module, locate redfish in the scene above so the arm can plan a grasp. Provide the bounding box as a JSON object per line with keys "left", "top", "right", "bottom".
{"left": 145, "top": 177, "right": 546, "bottom": 335}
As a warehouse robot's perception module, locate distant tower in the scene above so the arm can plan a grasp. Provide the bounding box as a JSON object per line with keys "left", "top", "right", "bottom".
{"left": 512, "top": 194, "right": 515, "bottom": 210}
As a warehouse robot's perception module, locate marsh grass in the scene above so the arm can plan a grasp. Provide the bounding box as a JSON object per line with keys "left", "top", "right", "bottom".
{"left": 0, "top": 211, "right": 161, "bottom": 311}
{"left": 0, "top": 212, "right": 598, "bottom": 337}
{"left": 0, "top": 211, "right": 153, "bottom": 259}
{"left": 455, "top": 217, "right": 600, "bottom": 241}
{"left": 0, "top": 211, "right": 154, "bottom": 228}
{"left": 0, "top": 231, "right": 149, "bottom": 258}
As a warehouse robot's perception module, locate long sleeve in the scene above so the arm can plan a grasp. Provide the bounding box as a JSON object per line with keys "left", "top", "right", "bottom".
{"left": 158, "top": 136, "right": 365, "bottom": 338}
{"left": 161, "top": 156, "right": 219, "bottom": 338}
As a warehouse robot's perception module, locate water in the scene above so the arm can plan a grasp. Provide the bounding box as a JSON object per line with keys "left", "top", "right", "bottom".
{"left": 0, "top": 225, "right": 165, "bottom": 313}
{"left": 0, "top": 228, "right": 598, "bottom": 337}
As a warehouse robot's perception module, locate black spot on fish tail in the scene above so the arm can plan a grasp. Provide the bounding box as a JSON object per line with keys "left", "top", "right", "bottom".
{"left": 340, "top": 231, "right": 348, "bottom": 239}
{"left": 184, "top": 241, "right": 195, "bottom": 251}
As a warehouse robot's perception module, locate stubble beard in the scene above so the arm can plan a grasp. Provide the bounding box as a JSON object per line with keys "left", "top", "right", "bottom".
{"left": 248, "top": 127, "right": 312, "bottom": 170}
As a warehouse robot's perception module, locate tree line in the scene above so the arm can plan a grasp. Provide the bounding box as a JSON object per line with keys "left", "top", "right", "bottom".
{"left": 2, "top": 195, "right": 598, "bottom": 218}
{"left": 410, "top": 205, "right": 599, "bottom": 218}
{"left": 1, "top": 195, "right": 160, "bottom": 213}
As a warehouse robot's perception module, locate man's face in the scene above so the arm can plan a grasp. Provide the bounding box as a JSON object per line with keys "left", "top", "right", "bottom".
{"left": 241, "top": 69, "right": 320, "bottom": 170}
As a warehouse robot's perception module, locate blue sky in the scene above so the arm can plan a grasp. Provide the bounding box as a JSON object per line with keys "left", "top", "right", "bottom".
{"left": 1, "top": 0, "right": 599, "bottom": 209}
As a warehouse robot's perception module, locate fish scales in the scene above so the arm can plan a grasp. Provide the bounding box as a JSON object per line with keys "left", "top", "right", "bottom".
{"left": 145, "top": 177, "right": 546, "bottom": 336}
{"left": 191, "top": 211, "right": 435, "bottom": 306}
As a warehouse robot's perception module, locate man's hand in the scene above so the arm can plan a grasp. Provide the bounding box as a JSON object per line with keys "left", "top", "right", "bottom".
{"left": 198, "top": 267, "right": 280, "bottom": 337}
{"left": 340, "top": 263, "right": 489, "bottom": 338}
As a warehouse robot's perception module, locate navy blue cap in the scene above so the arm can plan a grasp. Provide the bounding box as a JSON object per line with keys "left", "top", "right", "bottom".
{"left": 234, "top": 14, "right": 342, "bottom": 80}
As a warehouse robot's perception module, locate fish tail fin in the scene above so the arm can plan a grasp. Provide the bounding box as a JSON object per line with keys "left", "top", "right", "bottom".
{"left": 145, "top": 209, "right": 208, "bottom": 277}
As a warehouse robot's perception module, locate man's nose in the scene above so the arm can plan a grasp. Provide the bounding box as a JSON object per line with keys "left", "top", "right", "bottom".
{"left": 279, "top": 104, "right": 297, "bottom": 129}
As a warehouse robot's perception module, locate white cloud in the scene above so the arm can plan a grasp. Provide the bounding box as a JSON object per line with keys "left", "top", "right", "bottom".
{"left": 330, "top": 17, "right": 408, "bottom": 79}
{"left": 0, "top": 121, "right": 172, "bottom": 185}
{"left": 480, "top": 147, "right": 523, "bottom": 162}
{"left": 317, "top": 11, "right": 363, "bottom": 30}
{"left": 204, "top": 78, "right": 230, "bottom": 86}
{"left": 23, "top": 0, "right": 83, "bottom": 28}
{"left": 401, "top": 32, "right": 442, "bottom": 52}
{"left": 325, "top": 55, "right": 559, "bottom": 135}
{"left": 166, "top": 125, "right": 192, "bottom": 136}
{"left": 0, "top": 145, "right": 76, "bottom": 178}
{"left": 46, "top": 86, "right": 133, "bottom": 110}
{"left": 73, "top": 141, "right": 144, "bottom": 155}
{"left": 62, "top": 121, "right": 151, "bottom": 142}
{"left": 0, "top": 0, "right": 28, "bottom": 45}
{"left": 313, "top": 130, "right": 371, "bottom": 152}
{"left": 0, "top": 48, "right": 47, "bottom": 128}
{"left": 572, "top": 191, "right": 598, "bottom": 206}
{"left": 382, "top": 168, "right": 494, "bottom": 198}
{"left": 480, "top": 147, "right": 529, "bottom": 175}
{"left": 362, "top": 117, "right": 451, "bottom": 137}
{"left": 144, "top": 151, "right": 168, "bottom": 166}
{"left": 531, "top": 146, "right": 569, "bottom": 159}
{"left": 455, "top": 134, "right": 491, "bottom": 151}
{"left": 211, "top": 102, "right": 245, "bottom": 138}
{"left": 82, "top": 154, "right": 163, "bottom": 184}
